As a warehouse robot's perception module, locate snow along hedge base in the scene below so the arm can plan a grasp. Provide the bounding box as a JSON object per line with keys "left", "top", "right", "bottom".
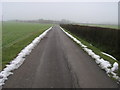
{"left": 0, "top": 27, "right": 52, "bottom": 86}
{"left": 60, "top": 26, "right": 120, "bottom": 83}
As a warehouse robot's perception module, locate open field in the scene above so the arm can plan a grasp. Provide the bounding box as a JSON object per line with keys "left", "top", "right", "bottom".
{"left": 79, "top": 24, "right": 118, "bottom": 29}
{"left": 2, "top": 21, "right": 52, "bottom": 68}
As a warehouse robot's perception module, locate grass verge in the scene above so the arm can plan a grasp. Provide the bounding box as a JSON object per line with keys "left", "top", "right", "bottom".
{"left": 64, "top": 28, "right": 120, "bottom": 80}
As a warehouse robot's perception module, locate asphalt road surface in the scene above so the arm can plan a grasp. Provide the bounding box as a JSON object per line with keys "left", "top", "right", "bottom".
{"left": 3, "top": 25, "right": 118, "bottom": 88}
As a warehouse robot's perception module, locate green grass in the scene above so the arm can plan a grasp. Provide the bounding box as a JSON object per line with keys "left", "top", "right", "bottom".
{"left": 2, "top": 21, "right": 52, "bottom": 68}
{"left": 79, "top": 24, "right": 118, "bottom": 29}
{"left": 64, "top": 29, "right": 120, "bottom": 78}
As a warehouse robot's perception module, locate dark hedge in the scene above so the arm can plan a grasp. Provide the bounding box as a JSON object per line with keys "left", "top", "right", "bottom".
{"left": 60, "top": 24, "right": 120, "bottom": 61}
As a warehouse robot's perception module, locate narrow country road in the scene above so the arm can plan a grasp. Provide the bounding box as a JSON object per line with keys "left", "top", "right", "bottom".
{"left": 3, "top": 26, "right": 118, "bottom": 88}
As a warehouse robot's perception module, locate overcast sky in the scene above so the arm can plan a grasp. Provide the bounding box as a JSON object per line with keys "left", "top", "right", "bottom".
{"left": 2, "top": 2, "right": 118, "bottom": 24}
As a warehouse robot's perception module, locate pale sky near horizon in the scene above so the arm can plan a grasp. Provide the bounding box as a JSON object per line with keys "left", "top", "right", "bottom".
{"left": 1, "top": 1, "right": 118, "bottom": 25}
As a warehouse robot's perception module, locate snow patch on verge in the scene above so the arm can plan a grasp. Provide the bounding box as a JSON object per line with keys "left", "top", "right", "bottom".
{"left": 60, "top": 26, "right": 120, "bottom": 82}
{"left": 101, "top": 52, "right": 117, "bottom": 61}
{"left": 0, "top": 27, "right": 52, "bottom": 87}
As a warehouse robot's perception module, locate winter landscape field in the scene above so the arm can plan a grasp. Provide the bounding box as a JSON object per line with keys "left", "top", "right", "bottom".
{"left": 79, "top": 24, "right": 118, "bottom": 29}
{"left": 0, "top": 1, "right": 120, "bottom": 88}
{"left": 2, "top": 21, "right": 52, "bottom": 67}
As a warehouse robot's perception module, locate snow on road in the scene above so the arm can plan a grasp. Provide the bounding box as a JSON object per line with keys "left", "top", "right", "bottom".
{"left": 60, "top": 26, "right": 120, "bottom": 83}
{"left": 0, "top": 27, "right": 52, "bottom": 86}
{"left": 101, "top": 52, "right": 117, "bottom": 61}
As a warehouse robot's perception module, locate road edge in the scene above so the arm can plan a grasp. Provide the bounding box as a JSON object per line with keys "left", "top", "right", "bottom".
{"left": 0, "top": 26, "right": 52, "bottom": 87}
{"left": 60, "top": 26, "right": 120, "bottom": 84}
